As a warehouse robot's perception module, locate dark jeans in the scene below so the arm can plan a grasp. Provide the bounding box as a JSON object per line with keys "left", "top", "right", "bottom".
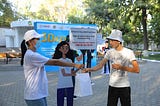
{"left": 107, "top": 86, "right": 131, "bottom": 106}
{"left": 72, "top": 76, "right": 77, "bottom": 97}
{"left": 57, "top": 87, "right": 74, "bottom": 106}
{"left": 104, "top": 60, "right": 110, "bottom": 73}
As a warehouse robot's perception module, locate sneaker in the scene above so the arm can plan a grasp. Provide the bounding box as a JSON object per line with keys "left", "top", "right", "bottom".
{"left": 73, "top": 96, "right": 78, "bottom": 100}
{"left": 65, "top": 96, "right": 78, "bottom": 100}
{"left": 91, "top": 82, "right": 95, "bottom": 86}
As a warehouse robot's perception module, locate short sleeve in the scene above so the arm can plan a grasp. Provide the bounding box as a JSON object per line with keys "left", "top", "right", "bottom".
{"left": 104, "top": 50, "right": 111, "bottom": 60}
{"left": 129, "top": 51, "right": 136, "bottom": 62}
{"left": 30, "top": 52, "right": 49, "bottom": 67}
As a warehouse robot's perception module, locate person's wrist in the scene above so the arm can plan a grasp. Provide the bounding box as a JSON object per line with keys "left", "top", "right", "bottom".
{"left": 86, "top": 68, "right": 90, "bottom": 72}
{"left": 120, "top": 65, "right": 123, "bottom": 70}
{"left": 85, "top": 69, "right": 88, "bottom": 73}
{"left": 84, "top": 69, "right": 87, "bottom": 73}
{"left": 72, "top": 63, "right": 76, "bottom": 67}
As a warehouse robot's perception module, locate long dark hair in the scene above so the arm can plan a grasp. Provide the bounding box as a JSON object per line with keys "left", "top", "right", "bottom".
{"left": 52, "top": 41, "right": 70, "bottom": 59}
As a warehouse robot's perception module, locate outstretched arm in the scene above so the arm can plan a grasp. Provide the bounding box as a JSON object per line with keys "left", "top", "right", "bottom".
{"left": 82, "top": 58, "right": 108, "bottom": 73}
{"left": 45, "top": 59, "right": 84, "bottom": 69}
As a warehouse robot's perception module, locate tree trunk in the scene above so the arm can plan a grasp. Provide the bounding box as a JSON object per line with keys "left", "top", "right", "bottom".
{"left": 142, "top": 7, "right": 148, "bottom": 50}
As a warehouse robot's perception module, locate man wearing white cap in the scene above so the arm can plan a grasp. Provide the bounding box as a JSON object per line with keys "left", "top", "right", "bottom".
{"left": 23, "top": 30, "right": 83, "bottom": 106}
{"left": 83, "top": 29, "right": 140, "bottom": 106}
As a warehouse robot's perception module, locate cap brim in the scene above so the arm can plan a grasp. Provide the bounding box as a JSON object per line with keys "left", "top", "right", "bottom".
{"left": 106, "top": 36, "right": 123, "bottom": 42}
{"left": 106, "top": 36, "right": 113, "bottom": 40}
{"left": 35, "top": 34, "right": 44, "bottom": 38}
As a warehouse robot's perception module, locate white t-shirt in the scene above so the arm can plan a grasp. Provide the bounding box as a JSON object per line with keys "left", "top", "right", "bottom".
{"left": 105, "top": 47, "right": 136, "bottom": 87}
{"left": 57, "top": 58, "right": 73, "bottom": 89}
{"left": 23, "top": 49, "right": 49, "bottom": 100}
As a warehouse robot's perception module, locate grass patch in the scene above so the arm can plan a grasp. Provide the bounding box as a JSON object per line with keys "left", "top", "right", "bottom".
{"left": 143, "top": 54, "right": 160, "bottom": 61}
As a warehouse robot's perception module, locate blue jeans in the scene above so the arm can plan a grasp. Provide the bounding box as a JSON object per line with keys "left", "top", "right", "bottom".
{"left": 25, "top": 97, "right": 47, "bottom": 106}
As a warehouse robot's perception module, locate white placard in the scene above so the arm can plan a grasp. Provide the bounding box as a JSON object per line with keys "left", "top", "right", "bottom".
{"left": 69, "top": 28, "right": 97, "bottom": 50}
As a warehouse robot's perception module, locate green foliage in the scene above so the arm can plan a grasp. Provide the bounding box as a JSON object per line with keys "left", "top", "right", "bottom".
{"left": 84, "top": 0, "right": 111, "bottom": 33}
{"left": 149, "top": 0, "right": 160, "bottom": 47}
{"left": 83, "top": 0, "right": 160, "bottom": 50}
{"left": 143, "top": 54, "right": 160, "bottom": 61}
{"left": 0, "top": 0, "right": 17, "bottom": 27}
{"left": 1, "top": 0, "right": 160, "bottom": 50}
{"left": 67, "top": 6, "right": 88, "bottom": 24}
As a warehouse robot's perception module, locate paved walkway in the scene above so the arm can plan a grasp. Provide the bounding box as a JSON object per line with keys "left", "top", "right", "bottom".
{"left": 0, "top": 59, "right": 160, "bottom": 106}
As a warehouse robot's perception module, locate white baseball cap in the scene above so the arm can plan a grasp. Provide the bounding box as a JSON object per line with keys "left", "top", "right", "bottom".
{"left": 24, "top": 30, "right": 44, "bottom": 42}
{"left": 107, "top": 29, "right": 123, "bottom": 42}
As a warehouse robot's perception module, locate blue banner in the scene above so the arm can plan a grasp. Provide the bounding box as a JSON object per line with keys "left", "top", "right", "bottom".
{"left": 34, "top": 22, "right": 97, "bottom": 72}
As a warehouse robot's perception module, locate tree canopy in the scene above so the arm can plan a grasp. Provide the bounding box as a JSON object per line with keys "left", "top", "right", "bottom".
{"left": 1, "top": 0, "right": 160, "bottom": 50}
{"left": 83, "top": 0, "right": 160, "bottom": 50}
{"left": 0, "top": 0, "right": 16, "bottom": 27}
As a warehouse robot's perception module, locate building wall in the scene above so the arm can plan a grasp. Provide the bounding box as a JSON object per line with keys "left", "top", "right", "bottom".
{"left": 16, "top": 27, "right": 33, "bottom": 47}
{"left": 0, "top": 28, "right": 7, "bottom": 47}
{"left": 4, "top": 28, "right": 15, "bottom": 47}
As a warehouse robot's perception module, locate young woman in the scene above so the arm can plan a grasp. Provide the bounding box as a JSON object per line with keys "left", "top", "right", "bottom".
{"left": 53, "top": 41, "right": 78, "bottom": 106}
{"left": 23, "top": 30, "right": 83, "bottom": 106}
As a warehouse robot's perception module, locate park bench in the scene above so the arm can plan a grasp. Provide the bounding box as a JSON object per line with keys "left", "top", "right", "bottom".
{"left": 134, "top": 51, "right": 142, "bottom": 60}
{"left": 0, "top": 52, "right": 7, "bottom": 63}
{"left": 6, "top": 52, "right": 21, "bottom": 64}
{"left": 0, "top": 52, "right": 21, "bottom": 64}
